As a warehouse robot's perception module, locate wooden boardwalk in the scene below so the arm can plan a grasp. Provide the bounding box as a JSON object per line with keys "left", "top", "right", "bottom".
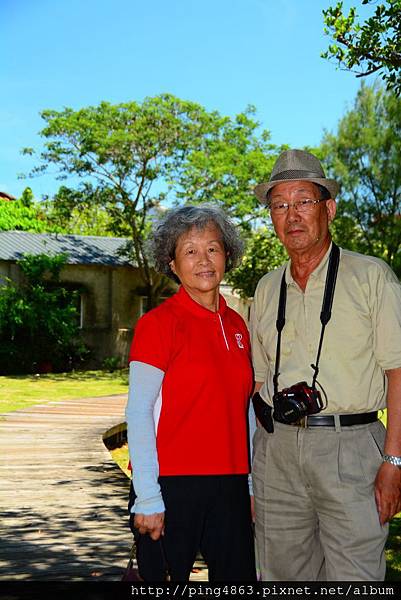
{"left": 0, "top": 395, "right": 132, "bottom": 581}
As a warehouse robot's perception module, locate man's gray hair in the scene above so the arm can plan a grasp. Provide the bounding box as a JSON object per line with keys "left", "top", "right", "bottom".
{"left": 151, "top": 204, "right": 244, "bottom": 282}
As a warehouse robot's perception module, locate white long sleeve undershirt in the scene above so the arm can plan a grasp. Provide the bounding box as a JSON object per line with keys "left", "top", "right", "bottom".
{"left": 126, "top": 361, "right": 165, "bottom": 515}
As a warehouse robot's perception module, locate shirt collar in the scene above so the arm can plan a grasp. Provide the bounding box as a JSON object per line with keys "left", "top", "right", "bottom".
{"left": 173, "top": 285, "right": 227, "bottom": 318}
{"left": 285, "top": 242, "right": 334, "bottom": 286}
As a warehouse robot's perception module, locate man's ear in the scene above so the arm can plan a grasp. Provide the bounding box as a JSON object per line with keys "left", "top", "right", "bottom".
{"left": 326, "top": 198, "right": 337, "bottom": 224}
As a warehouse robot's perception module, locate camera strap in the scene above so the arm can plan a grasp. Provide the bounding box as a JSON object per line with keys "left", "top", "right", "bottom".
{"left": 273, "top": 242, "right": 340, "bottom": 396}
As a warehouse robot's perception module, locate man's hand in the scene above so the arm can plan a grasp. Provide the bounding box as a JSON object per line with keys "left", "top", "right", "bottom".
{"left": 134, "top": 512, "right": 165, "bottom": 540}
{"left": 374, "top": 462, "right": 401, "bottom": 525}
{"left": 378, "top": 367, "right": 401, "bottom": 524}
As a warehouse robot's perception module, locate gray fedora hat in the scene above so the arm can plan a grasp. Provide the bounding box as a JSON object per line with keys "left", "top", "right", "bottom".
{"left": 254, "top": 149, "right": 339, "bottom": 203}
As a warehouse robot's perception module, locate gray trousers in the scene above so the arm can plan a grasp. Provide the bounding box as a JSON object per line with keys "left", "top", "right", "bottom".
{"left": 252, "top": 420, "right": 389, "bottom": 581}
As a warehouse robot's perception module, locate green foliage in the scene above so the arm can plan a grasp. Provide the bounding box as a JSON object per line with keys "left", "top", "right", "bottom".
{"left": 20, "top": 187, "right": 34, "bottom": 207}
{"left": 102, "top": 356, "right": 121, "bottom": 372}
{"left": 226, "top": 228, "right": 288, "bottom": 298}
{"left": 24, "top": 95, "right": 279, "bottom": 304}
{"left": 321, "top": 83, "right": 401, "bottom": 275}
{"left": 0, "top": 254, "right": 88, "bottom": 374}
{"left": 18, "top": 252, "right": 67, "bottom": 282}
{"left": 0, "top": 188, "right": 55, "bottom": 233}
{"left": 0, "top": 185, "right": 113, "bottom": 236}
{"left": 23, "top": 95, "right": 220, "bottom": 304}
{"left": 44, "top": 185, "right": 115, "bottom": 236}
{"left": 175, "top": 107, "right": 280, "bottom": 229}
{"left": 322, "top": 0, "right": 401, "bottom": 95}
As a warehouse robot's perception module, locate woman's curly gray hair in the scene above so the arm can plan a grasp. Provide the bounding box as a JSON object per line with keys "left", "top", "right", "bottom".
{"left": 151, "top": 204, "right": 244, "bottom": 283}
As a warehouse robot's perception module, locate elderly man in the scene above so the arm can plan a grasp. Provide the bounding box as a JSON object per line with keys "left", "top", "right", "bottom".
{"left": 251, "top": 149, "right": 401, "bottom": 581}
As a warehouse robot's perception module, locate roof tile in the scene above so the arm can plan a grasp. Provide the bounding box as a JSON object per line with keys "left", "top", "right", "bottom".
{"left": 0, "top": 231, "right": 135, "bottom": 267}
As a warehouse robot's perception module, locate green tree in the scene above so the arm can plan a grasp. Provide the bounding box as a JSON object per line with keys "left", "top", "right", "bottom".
{"left": 23, "top": 95, "right": 216, "bottom": 306}
{"left": 226, "top": 229, "right": 288, "bottom": 299}
{"left": 20, "top": 187, "right": 34, "bottom": 207}
{"left": 321, "top": 83, "right": 401, "bottom": 275}
{"left": 175, "top": 107, "right": 279, "bottom": 229}
{"left": 0, "top": 254, "right": 88, "bottom": 374}
{"left": 322, "top": 0, "right": 401, "bottom": 95}
{"left": 0, "top": 187, "right": 55, "bottom": 233}
{"left": 44, "top": 185, "right": 115, "bottom": 237}
{"left": 0, "top": 187, "right": 111, "bottom": 236}
{"left": 23, "top": 95, "right": 278, "bottom": 305}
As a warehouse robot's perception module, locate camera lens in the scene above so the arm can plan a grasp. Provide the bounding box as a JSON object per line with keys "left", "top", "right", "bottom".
{"left": 277, "top": 397, "right": 307, "bottom": 423}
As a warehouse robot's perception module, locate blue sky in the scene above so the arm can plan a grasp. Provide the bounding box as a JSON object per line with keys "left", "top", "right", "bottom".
{"left": 1, "top": 0, "right": 370, "bottom": 199}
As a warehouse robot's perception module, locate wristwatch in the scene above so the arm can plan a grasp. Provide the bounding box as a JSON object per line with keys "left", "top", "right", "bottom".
{"left": 383, "top": 454, "right": 401, "bottom": 469}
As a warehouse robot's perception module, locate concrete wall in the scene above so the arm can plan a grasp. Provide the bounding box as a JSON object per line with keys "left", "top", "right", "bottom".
{"left": 59, "top": 264, "right": 146, "bottom": 367}
{"left": 0, "top": 261, "right": 20, "bottom": 285}
{"left": 220, "top": 283, "right": 251, "bottom": 322}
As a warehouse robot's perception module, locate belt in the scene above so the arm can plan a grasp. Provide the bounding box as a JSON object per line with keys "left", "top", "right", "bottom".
{"left": 275, "top": 411, "right": 378, "bottom": 428}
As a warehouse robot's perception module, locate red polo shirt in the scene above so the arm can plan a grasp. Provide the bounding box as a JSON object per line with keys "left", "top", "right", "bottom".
{"left": 129, "top": 286, "right": 253, "bottom": 476}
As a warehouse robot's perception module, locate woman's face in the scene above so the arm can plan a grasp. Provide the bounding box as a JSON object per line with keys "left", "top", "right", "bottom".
{"left": 170, "top": 223, "right": 227, "bottom": 298}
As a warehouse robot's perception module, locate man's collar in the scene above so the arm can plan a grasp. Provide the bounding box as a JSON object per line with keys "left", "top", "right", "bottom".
{"left": 285, "top": 242, "right": 334, "bottom": 286}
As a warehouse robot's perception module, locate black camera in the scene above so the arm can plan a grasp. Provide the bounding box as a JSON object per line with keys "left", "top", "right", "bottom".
{"left": 273, "top": 381, "right": 324, "bottom": 424}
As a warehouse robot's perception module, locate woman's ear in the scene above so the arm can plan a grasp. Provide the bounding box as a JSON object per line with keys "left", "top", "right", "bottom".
{"left": 169, "top": 260, "right": 176, "bottom": 274}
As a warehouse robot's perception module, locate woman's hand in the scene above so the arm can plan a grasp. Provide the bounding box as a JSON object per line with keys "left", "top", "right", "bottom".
{"left": 134, "top": 512, "right": 165, "bottom": 540}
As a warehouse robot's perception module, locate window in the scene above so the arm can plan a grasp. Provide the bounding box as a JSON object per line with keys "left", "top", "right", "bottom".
{"left": 139, "top": 295, "right": 169, "bottom": 316}
{"left": 73, "top": 293, "right": 85, "bottom": 329}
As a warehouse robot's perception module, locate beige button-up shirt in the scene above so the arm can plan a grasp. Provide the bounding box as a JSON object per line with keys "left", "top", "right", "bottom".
{"left": 250, "top": 245, "right": 401, "bottom": 414}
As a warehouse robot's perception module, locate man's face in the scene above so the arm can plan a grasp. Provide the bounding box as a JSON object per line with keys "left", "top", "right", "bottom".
{"left": 269, "top": 180, "right": 336, "bottom": 255}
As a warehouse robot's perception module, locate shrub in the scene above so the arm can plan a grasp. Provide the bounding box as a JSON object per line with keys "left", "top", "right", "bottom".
{"left": 0, "top": 253, "right": 89, "bottom": 374}
{"left": 102, "top": 356, "right": 121, "bottom": 372}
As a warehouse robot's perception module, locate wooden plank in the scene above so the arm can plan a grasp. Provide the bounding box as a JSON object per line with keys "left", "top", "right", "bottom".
{"left": 0, "top": 394, "right": 132, "bottom": 581}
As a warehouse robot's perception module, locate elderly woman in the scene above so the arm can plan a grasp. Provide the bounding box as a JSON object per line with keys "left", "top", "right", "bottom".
{"left": 126, "top": 205, "right": 256, "bottom": 581}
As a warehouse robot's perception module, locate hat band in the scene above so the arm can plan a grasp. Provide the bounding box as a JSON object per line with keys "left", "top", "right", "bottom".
{"left": 270, "top": 169, "right": 325, "bottom": 182}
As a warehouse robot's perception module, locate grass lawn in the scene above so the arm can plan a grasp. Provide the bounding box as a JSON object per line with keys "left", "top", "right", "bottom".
{"left": 0, "top": 369, "right": 128, "bottom": 413}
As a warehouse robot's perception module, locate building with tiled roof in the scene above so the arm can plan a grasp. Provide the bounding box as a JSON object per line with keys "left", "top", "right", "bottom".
{"left": 0, "top": 230, "right": 133, "bottom": 266}
{"left": 0, "top": 231, "right": 174, "bottom": 368}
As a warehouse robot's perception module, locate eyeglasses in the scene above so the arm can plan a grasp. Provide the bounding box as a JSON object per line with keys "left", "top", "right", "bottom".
{"left": 270, "top": 198, "right": 326, "bottom": 215}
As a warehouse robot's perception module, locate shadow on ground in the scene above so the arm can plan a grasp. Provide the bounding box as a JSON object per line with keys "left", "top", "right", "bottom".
{"left": 0, "top": 462, "right": 132, "bottom": 581}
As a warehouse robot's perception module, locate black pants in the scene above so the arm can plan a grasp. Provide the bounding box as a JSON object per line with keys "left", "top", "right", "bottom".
{"left": 129, "top": 475, "right": 256, "bottom": 582}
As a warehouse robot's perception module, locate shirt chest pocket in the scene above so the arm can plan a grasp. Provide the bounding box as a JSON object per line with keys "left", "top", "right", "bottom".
{"left": 258, "top": 318, "right": 297, "bottom": 362}
{"left": 281, "top": 321, "right": 297, "bottom": 356}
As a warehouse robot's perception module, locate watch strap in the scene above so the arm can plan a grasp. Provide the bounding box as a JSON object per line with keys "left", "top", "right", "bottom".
{"left": 383, "top": 454, "right": 401, "bottom": 468}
